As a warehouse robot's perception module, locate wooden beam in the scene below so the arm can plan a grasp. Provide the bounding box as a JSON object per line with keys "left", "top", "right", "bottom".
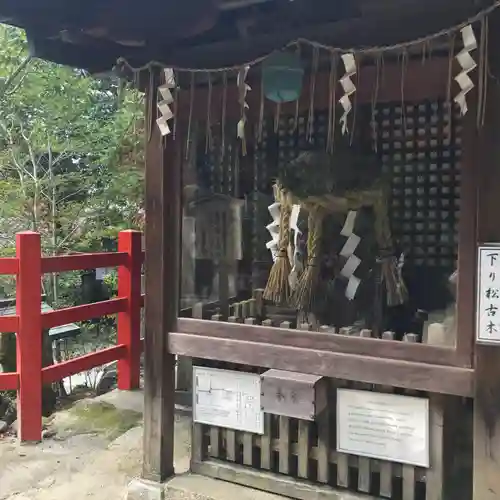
{"left": 142, "top": 69, "right": 181, "bottom": 483}
{"left": 177, "top": 317, "right": 465, "bottom": 367}
{"left": 456, "top": 94, "right": 478, "bottom": 366}
{"left": 473, "top": 14, "right": 500, "bottom": 499}
{"left": 169, "top": 332, "right": 474, "bottom": 396}
{"left": 177, "top": 57, "right": 450, "bottom": 122}
{"left": 164, "top": 1, "right": 477, "bottom": 70}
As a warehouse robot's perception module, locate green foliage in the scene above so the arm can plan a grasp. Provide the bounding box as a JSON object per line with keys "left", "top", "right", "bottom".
{"left": 0, "top": 25, "right": 145, "bottom": 306}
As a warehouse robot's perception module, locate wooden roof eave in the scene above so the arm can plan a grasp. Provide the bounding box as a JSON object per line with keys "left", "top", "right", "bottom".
{"left": 0, "top": 0, "right": 482, "bottom": 73}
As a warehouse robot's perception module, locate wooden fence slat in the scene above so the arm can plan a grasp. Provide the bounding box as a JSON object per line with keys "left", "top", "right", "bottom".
{"left": 298, "top": 420, "right": 310, "bottom": 479}
{"left": 243, "top": 432, "right": 253, "bottom": 466}
{"left": 241, "top": 314, "right": 255, "bottom": 466}
{"left": 402, "top": 333, "right": 418, "bottom": 500}
{"left": 207, "top": 307, "right": 221, "bottom": 459}
{"left": 226, "top": 429, "right": 237, "bottom": 462}
{"left": 297, "top": 322, "right": 312, "bottom": 479}
{"left": 426, "top": 324, "right": 446, "bottom": 500}
{"left": 403, "top": 467, "right": 416, "bottom": 500}
{"left": 210, "top": 428, "right": 220, "bottom": 458}
{"left": 336, "top": 327, "right": 350, "bottom": 489}
{"left": 253, "top": 289, "right": 264, "bottom": 317}
{"left": 426, "top": 395, "right": 444, "bottom": 500}
{"left": 192, "top": 303, "right": 205, "bottom": 464}
{"left": 260, "top": 413, "right": 272, "bottom": 470}
{"left": 221, "top": 312, "right": 238, "bottom": 462}
{"left": 379, "top": 331, "right": 396, "bottom": 498}
{"left": 279, "top": 416, "right": 290, "bottom": 474}
{"left": 317, "top": 377, "right": 330, "bottom": 484}
{"left": 356, "top": 329, "right": 373, "bottom": 493}
{"left": 193, "top": 423, "right": 204, "bottom": 463}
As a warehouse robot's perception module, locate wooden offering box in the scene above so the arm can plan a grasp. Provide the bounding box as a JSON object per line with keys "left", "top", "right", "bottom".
{"left": 261, "top": 369, "right": 327, "bottom": 421}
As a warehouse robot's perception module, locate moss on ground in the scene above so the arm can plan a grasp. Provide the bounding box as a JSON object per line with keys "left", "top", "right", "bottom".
{"left": 57, "top": 400, "right": 141, "bottom": 440}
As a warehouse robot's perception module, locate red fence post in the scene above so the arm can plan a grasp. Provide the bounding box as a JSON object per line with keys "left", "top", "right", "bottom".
{"left": 117, "top": 230, "right": 142, "bottom": 390}
{"left": 16, "top": 232, "right": 42, "bottom": 442}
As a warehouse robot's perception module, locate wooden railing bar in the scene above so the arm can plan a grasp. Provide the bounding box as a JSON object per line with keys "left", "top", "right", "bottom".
{"left": 177, "top": 318, "right": 465, "bottom": 368}
{"left": 0, "top": 315, "right": 19, "bottom": 333}
{"left": 0, "top": 372, "right": 19, "bottom": 390}
{"left": 0, "top": 258, "right": 18, "bottom": 275}
{"left": 41, "top": 345, "right": 127, "bottom": 384}
{"left": 169, "top": 332, "right": 474, "bottom": 396}
{"left": 41, "top": 298, "right": 128, "bottom": 329}
{"left": 41, "top": 252, "right": 128, "bottom": 274}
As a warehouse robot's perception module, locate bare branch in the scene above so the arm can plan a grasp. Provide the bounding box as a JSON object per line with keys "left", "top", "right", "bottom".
{"left": 0, "top": 55, "right": 31, "bottom": 98}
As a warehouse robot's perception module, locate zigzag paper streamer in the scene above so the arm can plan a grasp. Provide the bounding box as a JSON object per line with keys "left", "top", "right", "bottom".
{"left": 288, "top": 204, "right": 303, "bottom": 289}
{"left": 339, "top": 210, "right": 362, "bottom": 300}
{"left": 266, "top": 202, "right": 281, "bottom": 262}
{"left": 339, "top": 53, "right": 356, "bottom": 135}
{"left": 454, "top": 24, "right": 477, "bottom": 116}
{"left": 237, "top": 66, "right": 251, "bottom": 154}
{"left": 157, "top": 68, "right": 176, "bottom": 136}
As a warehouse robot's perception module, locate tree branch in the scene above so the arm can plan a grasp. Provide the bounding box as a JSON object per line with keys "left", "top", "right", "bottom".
{"left": 0, "top": 56, "right": 32, "bottom": 98}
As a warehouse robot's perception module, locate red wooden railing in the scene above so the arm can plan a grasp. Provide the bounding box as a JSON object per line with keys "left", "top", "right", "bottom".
{"left": 0, "top": 230, "right": 144, "bottom": 442}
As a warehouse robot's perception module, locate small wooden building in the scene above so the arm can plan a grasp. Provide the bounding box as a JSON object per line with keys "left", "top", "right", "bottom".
{"left": 4, "top": 1, "right": 500, "bottom": 499}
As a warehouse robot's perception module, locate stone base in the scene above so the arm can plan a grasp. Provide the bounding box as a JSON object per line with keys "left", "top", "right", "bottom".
{"left": 126, "top": 478, "right": 168, "bottom": 500}
{"left": 126, "top": 473, "right": 286, "bottom": 500}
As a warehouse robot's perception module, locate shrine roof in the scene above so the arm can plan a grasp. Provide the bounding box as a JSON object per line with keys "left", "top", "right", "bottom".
{"left": 0, "top": 0, "right": 485, "bottom": 73}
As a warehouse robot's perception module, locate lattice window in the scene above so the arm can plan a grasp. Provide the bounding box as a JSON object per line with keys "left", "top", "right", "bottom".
{"left": 374, "top": 100, "right": 461, "bottom": 272}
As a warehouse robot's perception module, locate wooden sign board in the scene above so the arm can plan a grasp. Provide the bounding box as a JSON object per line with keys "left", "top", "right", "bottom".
{"left": 260, "top": 369, "right": 327, "bottom": 421}
{"left": 193, "top": 366, "right": 264, "bottom": 434}
{"left": 337, "top": 389, "right": 429, "bottom": 467}
{"left": 476, "top": 244, "right": 500, "bottom": 345}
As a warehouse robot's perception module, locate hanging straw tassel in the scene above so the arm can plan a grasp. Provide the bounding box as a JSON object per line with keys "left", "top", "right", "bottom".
{"left": 379, "top": 255, "right": 408, "bottom": 307}
{"left": 373, "top": 194, "right": 408, "bottom": 306}
{"left": 292, "top": 206, "right": 324, "bottom": 312}
{"left": 263, "top": 189, "right": 293, "bottom": 304}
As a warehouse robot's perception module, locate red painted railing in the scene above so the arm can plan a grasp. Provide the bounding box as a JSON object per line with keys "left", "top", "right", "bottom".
{"left": 0, "top": 230, "right": 143, "bottom": 442}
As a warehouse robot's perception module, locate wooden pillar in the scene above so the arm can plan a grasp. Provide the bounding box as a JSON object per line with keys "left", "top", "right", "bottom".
{"left": 473, "top": 15, "right": 500, "bottom": 499}
{"left": 117, "top": 230, "right": 143, "bottom": 391}
{"left": 142, "top": 69, "right": 181, "bottom": 483}
{"left": 16, "top": 231, "right": 43, "bottom": 442}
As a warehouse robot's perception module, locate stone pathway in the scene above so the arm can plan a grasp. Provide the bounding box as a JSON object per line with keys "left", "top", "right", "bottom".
{"left": 0, "top": 390, "right": 286, "bottom": 500}
{"left": 0, "top": 390, "right": 190, "bottom": 500}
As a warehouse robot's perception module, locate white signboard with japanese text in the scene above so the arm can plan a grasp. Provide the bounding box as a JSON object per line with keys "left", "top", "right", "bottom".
{"left": 477, "top": 245, "right": 500, "bottom": 344}
{"left": 193, "top": 366, "right": 264, "bottom": 434}
{"left": 337, "top": 389, "right": 429, "bottom": 467}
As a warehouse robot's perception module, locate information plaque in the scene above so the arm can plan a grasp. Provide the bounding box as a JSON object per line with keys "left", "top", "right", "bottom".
{"left": 477, "top": 244, "right": 500, "bottom": 345}
{"left": 337, "top": 389, "right": 429, "bottom": 467}
{"left": 193, "top": 366, "right": 263, "bottom": 434}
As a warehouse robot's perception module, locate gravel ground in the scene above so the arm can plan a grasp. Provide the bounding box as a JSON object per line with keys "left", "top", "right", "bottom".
{"left": 0, "top": 391, "right": 191, "bottom": 500}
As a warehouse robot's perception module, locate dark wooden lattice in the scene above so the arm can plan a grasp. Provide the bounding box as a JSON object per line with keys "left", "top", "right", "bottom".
{"left": 251, "top": 101, "right": 461, "bottom": 309}
{"left": 194, "top": 100, "right": 461, "bottom": 307}
{"left": 374, "top": 100, "right": 461, "bottom": 272}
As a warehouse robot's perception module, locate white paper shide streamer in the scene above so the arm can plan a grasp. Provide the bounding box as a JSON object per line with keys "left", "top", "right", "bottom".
{"left": 339, "top": 211, "right": 362, "bottom": 300}
{"left": 157, "top": 68, "right": 176, "bottom": 136}
{"left": 454, "top": 25, "right": 477, "bottom": 116}
{"left": 339, "top": 53, "right": 356, "bottom": 135}
{"left": 288, "top": 204, "right": 303, "bottom": 289}
{"left": 266, "top": 202, "right": 281, "bottom": 262}
{"left": 237, "top": 65, "right": 251, "bottom": 147}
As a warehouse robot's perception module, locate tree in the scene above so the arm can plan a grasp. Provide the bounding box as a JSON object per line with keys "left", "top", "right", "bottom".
{"left": 0, "top": 25, "right": 144, "bottom": 300}
{"left": 0, "top": 25, "right": 145, "bottom": 412}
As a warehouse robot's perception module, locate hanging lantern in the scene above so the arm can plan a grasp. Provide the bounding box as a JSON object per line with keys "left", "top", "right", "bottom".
{"left": 262, "top": 51, "right": 304, "bottom": 103}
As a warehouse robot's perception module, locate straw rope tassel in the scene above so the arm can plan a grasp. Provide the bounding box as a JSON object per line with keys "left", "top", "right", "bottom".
{"left": 263, "top": 190, "right": 292, "bottom": 304}
{"left": 374, "top": 195, "right": 408, "bottom": 306}
{"left": 292, "top": 207, "right": 324, "bottom": 312}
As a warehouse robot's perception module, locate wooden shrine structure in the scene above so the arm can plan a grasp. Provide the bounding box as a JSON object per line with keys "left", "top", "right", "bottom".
{"left": 4, "top": 1, "right": 500, "bottom": 499}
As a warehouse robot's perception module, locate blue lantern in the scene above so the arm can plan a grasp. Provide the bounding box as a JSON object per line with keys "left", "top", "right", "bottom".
{"left": 262, "top": 51, "right": 304, "bottom": 103}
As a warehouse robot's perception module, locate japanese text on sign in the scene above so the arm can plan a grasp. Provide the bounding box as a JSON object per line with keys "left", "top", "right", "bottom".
{"left": 193, "top": 366, "right": 264, "bottom": 434}
{"left": 477, "top": 246, "right": 500, "bottom": 344}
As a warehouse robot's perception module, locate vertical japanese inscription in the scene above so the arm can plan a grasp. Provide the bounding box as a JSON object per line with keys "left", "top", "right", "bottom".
{"left": 477, "top": 246, "right": 500, "bottom": 343}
